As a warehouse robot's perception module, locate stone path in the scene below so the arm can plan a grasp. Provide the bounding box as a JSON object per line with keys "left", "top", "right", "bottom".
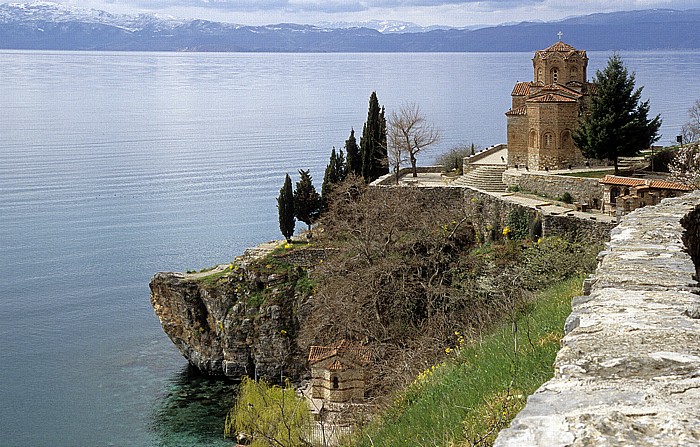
{"left": 182, "top": 240, "right": 283, "bottom": 279}
{"left": 494, "top": 190, "right": 700, "bottom": 447}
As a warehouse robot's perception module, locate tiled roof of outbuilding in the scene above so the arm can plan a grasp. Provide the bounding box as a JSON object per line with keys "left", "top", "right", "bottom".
{"left": 599, "top": 175, "right": 693, "bottom": 191}
{"left": 308, "top": 339, "right": 371, "bottom": 366}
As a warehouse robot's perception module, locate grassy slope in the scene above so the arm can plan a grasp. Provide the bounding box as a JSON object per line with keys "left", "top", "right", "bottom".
{"left": 352, "top": 276, "right": 582, "bottom": 447}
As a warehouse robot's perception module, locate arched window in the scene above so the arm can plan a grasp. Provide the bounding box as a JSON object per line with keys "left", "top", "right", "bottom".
{"left": 551, "top": 68, "right": 559, "bottom": 83}
{"left": 570, "top": 67, "right": 578, "bottom": 81}
{"left": 610, "top": 187, "right": 620, "bottom": 203}
{"left": 332, "top": 376, "right": 339, "bottom": 389}
{"left": 529, "top": 129, "right": 537, "bottom": 148}
{"left": 561, "top": 130, "right": 572, "bottom": 150}
{"left": 544, "top": 132, "right": 554, "bottom": 148}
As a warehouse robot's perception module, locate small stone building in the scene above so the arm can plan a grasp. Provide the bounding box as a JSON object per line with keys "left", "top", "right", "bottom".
{"left": 599, "top": 175, "right": 692, "bottom": 215}
{"left": 308, "top": 340, "right": 370, "bottom": 403}
{"left": 506, "top": 40, "right": 594, "bottom": 171}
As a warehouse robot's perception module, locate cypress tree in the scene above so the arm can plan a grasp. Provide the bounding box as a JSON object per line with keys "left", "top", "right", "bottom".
{"left": 360, "top": 92, "right": 389, "bottom": 183}
{"left": 294, "top": 169, "right": 322, "bottom": 237}
{"left": 322, "top": 147, "right": 346, "bottom": 206}
{"left": 573, "top": 54, "right": 661, "bottom": 175}
{"left": 345, "top": 128, "right": 361, "bottom": 176}
{"left": 277, "top": 174, "right": 295, "bottom": 243}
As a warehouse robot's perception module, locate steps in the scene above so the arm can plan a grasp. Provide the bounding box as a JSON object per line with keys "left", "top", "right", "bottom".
{"left": 453, "top": 165, "right": 507, "bottom": 191}
{"left": 617, "top": 156, "right": 649, "bottom": 172}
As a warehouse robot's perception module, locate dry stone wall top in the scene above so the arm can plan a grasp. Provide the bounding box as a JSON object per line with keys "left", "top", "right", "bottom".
{"left": 494, "top": 190, "right": 700, "bottom": 447}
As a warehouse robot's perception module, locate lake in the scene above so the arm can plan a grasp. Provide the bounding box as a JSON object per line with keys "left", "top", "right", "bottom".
{"left": 1, "top": 50, "right": 699, "bottom": 447}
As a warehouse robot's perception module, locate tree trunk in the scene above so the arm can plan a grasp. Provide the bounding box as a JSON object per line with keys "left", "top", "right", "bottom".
{"left": 613, "top": 156, "right": 619, "bottom": 175}
{"left": 411, "top": 156, "right": 418, "bottom": 178}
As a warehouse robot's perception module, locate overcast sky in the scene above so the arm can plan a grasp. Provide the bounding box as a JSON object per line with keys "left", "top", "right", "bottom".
{"left": 39, "top": 0, "right": 700, "bottom": 27}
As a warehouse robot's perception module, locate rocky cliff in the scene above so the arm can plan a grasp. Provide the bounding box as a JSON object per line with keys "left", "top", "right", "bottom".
{"left": 150, "top": 245, "right": 320, "bottom": 381}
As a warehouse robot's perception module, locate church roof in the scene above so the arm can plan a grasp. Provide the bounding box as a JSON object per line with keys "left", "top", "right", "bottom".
{"left": 535, "top": 41, "right": 587, "bottom": 60}
{"left": 505, "top": 105, "right": 528, "bottom": 116}
{"left": 526, "top": 83, "right": 583, "bottom": 103}
{"left": 527, "top": 92, "right": 578, "bottom": 103}
{"left": 544, "top": 41, "right": 578, "bottom": 53}
{"left": 512, "top": 81, "right": 532, "bottom": 96}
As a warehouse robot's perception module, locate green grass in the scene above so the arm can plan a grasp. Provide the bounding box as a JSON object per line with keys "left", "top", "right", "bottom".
{"left": 352, "top": 275, "right": 582, "bottom": 447}
{"left": 270, "top": 239, "right": 310, "bottom": 256}
{"left": 558, "top": 170, "right": 612, "bottom": 178}
{"left": 193, "top": 264, "right": 234, "bottom": 287}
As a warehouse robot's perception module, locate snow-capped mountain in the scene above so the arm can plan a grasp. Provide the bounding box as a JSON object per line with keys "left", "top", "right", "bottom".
{"left": 317, "top": 19, "right": 451, "bottom": 33}
{"left": 0, "top": 2, "right": 699, "bottom": 52}
{"left": 0, "top": 2, "right": 187, "bottom": 31}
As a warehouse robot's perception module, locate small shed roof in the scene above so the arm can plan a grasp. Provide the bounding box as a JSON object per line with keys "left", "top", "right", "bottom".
{"left": 308, "top": 339, "right": 371, "bottom": 366}
{"left": 599, "top": 175, "right": 692, "bottom": 191}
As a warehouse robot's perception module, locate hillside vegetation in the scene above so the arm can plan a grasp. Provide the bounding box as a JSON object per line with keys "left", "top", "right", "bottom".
{"left": 300, "top": 178, "right": 600, "bottom": 404}
{"left": 352, "top": 276, "right": 583, "bottom": 446}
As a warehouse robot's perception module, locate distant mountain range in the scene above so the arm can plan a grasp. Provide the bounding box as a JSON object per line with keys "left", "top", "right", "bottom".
{"left": 1, "top": 2, "right": 699, "bottom": 51}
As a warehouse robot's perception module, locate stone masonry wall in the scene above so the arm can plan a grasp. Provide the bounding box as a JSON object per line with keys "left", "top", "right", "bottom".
{"left": 461, "top": 187, "right": 614, "bottom": 243}
{"left": 494, "top": 190, "right": 700, "bottom": 447}
{"left": 503, "top": 170, "right": 603, "bottom": 208}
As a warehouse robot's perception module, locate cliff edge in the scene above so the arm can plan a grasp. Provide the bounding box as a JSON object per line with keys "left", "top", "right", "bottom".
{"left": 150, "top": 244, "right": 320, "bottom": 381}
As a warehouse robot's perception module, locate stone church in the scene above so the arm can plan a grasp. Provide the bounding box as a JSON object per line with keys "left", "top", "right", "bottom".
{"left": 506, "top": 40, "right": 594, "bottom": 170}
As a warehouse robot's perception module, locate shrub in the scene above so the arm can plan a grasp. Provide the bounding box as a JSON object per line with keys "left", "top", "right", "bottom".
{"left": 435, "top": 144, "right": 478, "bottom": 174}
{"left": 559, "top": 192, "right": 573, "bottom": 204}
{"left": 224, "top": 377, "right": 312, "bottom": 447}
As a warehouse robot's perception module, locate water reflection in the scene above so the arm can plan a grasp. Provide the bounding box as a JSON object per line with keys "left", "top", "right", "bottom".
{"left": 151, "top": 366, "right": 238, "bottom": 447}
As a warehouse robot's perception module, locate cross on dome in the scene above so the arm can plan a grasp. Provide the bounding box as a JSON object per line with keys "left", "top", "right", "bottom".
{"left": 557, "top": 31, "right": 563, "bottom": 41}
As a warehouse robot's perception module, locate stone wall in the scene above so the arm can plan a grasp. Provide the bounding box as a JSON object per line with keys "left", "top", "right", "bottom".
{"left": 461, "top": 187, "right": 614, "bottom": 243}
{"left": 543, "top": 213, "right": 616, "bottom": 244}
{"left": 503, "top": 170, "right": 603, "bottom": 208}
{"left": 494, "top": 190, "right": 700, "bottom": 447}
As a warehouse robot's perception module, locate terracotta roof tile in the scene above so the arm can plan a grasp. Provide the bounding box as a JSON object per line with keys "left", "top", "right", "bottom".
{"left": 640, "top": 180, "right": 693, "bottom": 191}
{"left": 511, "top": 82, "right": 531, "bottom": 96}
{"left": 526, "top": 93, "right": 578, "bottom": 103}
{"left": 599, "top": 175, "right": 692, "bottom": 191}
{"left": 506, "top": 105, "right": 527, "bottom": 116}
{"left": 535, "top": 41, "right": 587, "bottom": 60}
{"left": 543, "top": 41, "right": 578, "bottom": 52}
{"left": 308, "top": 339, "right": 371, "bottom": 366}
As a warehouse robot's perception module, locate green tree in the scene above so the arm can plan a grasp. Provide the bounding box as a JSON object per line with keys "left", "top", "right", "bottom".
{"left": 293, "top": 169, "right": 321, "bottom": 236}
{"left": 277, "top": 174, "right": 295, "bottom": 243}
{"left": 345, "top": 128, "right": 362, "bottom": 176}
{"left": 322, "top": 147, "right": 346, "bottom": 206}
{"left": 224, "top": 377, "right": 312, "bottom": 447}
{"left": 360, "top": 91, "right": 389, "bottom": 183}
{"left": 573, "top": 54, "right": 661, "bottom": 175}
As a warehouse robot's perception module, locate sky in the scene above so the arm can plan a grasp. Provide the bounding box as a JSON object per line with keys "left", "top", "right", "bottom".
{"left": 26, "top": 0, "right": 700, "bottom": 27}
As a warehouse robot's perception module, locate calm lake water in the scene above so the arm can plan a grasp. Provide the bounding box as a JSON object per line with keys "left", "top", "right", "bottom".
{"left": 1, "top": 50, "right": 698, "bottom": 446}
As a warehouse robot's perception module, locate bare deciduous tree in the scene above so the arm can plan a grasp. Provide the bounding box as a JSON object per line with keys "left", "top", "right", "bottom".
{"left": 682, "top": 99, "right": 700, "bottom": 144}
{"left": 388, "top": 103, "right": 441, "bottom": 178}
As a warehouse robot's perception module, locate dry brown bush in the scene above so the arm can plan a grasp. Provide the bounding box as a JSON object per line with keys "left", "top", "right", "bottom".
{"left": 298, "top": 178, "right": 532, "bottom": 401}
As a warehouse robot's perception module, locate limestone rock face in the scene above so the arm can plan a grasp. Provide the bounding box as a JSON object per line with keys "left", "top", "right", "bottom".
{"left": 150, "top": 259, "right": 312, "bottom": 381}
